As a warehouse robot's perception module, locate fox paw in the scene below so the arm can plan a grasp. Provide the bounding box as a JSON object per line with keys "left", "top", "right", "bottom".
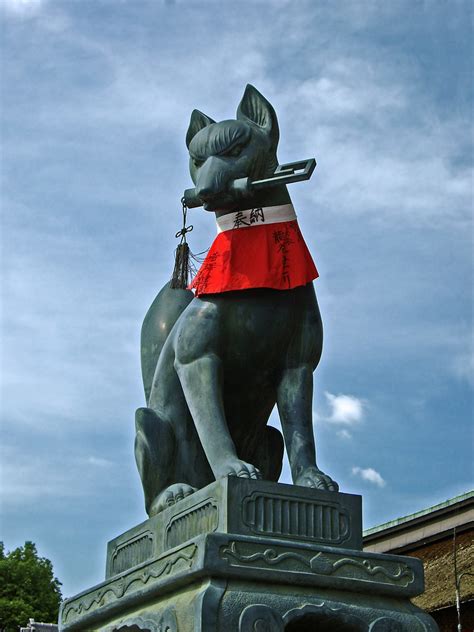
{"left": 294, "top": 466, "right": 339, "bottom": 492}
{"left": 217, "top": 459, "right": 262, "bottom": 480}
{"left": 149, "top": 483, "right": 197, "bottom": 516}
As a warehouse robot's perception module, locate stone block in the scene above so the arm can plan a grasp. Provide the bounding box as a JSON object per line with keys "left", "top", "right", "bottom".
{"left": 59, "top": 480, "right": 439, "bottom": 632}
{"left": 105, "top": 478, "right": 362, "bottom": 579}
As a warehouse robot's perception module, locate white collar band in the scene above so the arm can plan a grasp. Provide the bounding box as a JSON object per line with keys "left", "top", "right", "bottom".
{"left": 216, "top": 204, "right": 296, "bottom": 233}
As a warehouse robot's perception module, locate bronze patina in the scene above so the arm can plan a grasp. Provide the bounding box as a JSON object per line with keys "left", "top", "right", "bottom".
{"left": 135, "top": 85, "right": 338, "bottom": 517}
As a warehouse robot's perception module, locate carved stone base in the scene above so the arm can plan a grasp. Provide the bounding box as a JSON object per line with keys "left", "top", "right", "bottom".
{"left": 59, "top": 479, "right": 439, "bottom": 631}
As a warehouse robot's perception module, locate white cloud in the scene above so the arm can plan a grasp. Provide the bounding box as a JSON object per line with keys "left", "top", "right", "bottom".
{"left": 0, "top": 0, "right": 44, "bottom": 16}
{"left": 0, "top": 445, "right": 127, "bottom": 507}
{"left": 337, "top": 429, "right": 352, "bottom": 440}
{"left": 296, "top": 60, "right": 407, "bottom": 118}
{"left": 452, "top": 350, "right": 474, "bottom": 387}
{"left": 352, "top": 466, "right": 386, "bottom": 487}
{"left": 323, "top": 392, "right": 365, "bottom": 425}
{"left": 279, "top": 51, "right": 472, "bottom": 231}
{"left": 87, "top": 456, "right": 114, "bottom": 468}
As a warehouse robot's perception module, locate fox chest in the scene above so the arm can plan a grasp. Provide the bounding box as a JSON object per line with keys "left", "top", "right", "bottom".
{"left": 221, "top": 294, "right": 318, "bottom": 374}
{"left": 174, "top": 284, "right": 321, "bottom": 374}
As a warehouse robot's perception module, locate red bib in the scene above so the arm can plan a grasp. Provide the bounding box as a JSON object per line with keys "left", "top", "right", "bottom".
{"left": 189, "top": 204, "right": 318, "bottom": 297}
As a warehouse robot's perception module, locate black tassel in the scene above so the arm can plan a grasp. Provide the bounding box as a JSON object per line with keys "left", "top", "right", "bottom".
{"left": 170, "top": 242, "right": 191, "bottom": 289}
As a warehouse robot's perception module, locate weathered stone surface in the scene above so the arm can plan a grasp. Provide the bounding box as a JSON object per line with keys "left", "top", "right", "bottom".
{"left": 135, "top": 85, "right": 339, "bottom": 521}
{"left": 64, "top": 532, "right": 425, "bottom": 630}
{"left": 60, "top": 86, "right": 440, "bottom": 631}
{"left": 59, "top": 481, "right": 439, "bottom": 631}
{"left": 106, "top": 478, "right": 362, "bottom": 579}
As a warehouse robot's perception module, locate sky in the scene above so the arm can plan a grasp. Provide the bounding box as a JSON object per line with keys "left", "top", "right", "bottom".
{"left": 0, "top": 0, "right": 472, "bottom": 600}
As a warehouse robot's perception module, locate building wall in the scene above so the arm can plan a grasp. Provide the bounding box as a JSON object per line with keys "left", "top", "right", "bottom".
{"left": 365, "top": 527, "right": 474, "bottom": 632}
{"left": 404, "top": 529, "right": 474, "bottom": 614}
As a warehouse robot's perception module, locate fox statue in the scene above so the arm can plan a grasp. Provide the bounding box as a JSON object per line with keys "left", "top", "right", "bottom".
{"left": 135, "top": 84, "right": 338, "bottom": 516}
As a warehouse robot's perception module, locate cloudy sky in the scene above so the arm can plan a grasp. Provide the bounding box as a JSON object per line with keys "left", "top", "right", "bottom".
{"left": 1, "top": 0, "right": 472, "bottom": 600}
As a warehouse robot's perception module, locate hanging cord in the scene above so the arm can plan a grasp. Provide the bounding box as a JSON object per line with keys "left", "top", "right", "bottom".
{"left": 175, "top": 197, "right": 193, "bottom": 244}
{"left": 189, "top": 247, "right": 210, "bottom": 265}
{"left": 170, "top": 197, "right": 197, "bottom": 289}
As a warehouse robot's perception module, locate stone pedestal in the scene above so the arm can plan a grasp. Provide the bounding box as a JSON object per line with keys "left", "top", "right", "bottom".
{"left": 59, "top": 479, "right": 439, "bottom": 631}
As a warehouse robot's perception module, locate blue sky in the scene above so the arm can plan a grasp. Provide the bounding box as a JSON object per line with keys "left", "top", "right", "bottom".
{"left": 1, "top": 0, "right": 472, "bottom": 599}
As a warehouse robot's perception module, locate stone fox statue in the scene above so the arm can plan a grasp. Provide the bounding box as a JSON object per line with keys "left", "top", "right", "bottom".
{"left": 135, "top": 85, "right": 338, "bottom": 516}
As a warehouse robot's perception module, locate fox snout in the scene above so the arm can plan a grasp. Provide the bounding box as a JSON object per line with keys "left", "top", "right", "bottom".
{"left": 194, "top": 155, "right": 236, "bottom": 208}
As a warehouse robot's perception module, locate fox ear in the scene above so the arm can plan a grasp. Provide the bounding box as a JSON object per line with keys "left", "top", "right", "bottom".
{"left": 186, "top": 110, "right": 215, "bottom": 148}
{"left": 236, "top": 84, "right": 279, "bottom": 149}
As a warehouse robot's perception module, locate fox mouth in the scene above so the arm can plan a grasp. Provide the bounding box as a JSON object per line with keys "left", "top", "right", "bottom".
{"left": 201, "top": 192, "right": 237, "bottom": 211}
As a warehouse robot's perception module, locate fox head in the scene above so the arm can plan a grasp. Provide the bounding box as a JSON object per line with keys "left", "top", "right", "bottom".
{"left": 186, "top": 85, "right": 282, "bottom": 212}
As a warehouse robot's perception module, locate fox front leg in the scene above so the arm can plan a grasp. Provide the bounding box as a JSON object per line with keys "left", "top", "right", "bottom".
{"left": 277, "top": 364, "right": 338, "bottom": 491}
{"left": 173, "top": 301, "right": 261, "bottom": 482}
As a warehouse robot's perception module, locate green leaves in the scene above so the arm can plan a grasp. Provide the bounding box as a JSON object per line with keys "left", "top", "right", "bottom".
{"left": 0, "top": 542, "right": 62, "bottom": 632}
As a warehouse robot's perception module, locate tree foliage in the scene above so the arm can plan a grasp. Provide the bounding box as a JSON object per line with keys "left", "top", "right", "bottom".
{"left": 0, "top": 542, "right": 62, "bottom": 632}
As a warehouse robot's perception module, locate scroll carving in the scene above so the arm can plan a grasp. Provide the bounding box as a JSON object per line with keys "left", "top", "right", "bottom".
{"left": 239, "top": 604, "right": 284, "bottom": 632}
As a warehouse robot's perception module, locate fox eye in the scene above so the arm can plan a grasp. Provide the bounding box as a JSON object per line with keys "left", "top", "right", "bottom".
{"left": 227, "top": 144, "right": 243, "bottom": 158}
{"left": 192, "top": 157, "right": 203, "bottom": 168}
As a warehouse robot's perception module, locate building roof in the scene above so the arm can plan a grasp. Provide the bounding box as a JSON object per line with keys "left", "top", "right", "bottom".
{"left": 363, "top": 490, "right": 474, "bottom": 551}
{"left": 363, "top": 490, "right": 474, "bottom": 613}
